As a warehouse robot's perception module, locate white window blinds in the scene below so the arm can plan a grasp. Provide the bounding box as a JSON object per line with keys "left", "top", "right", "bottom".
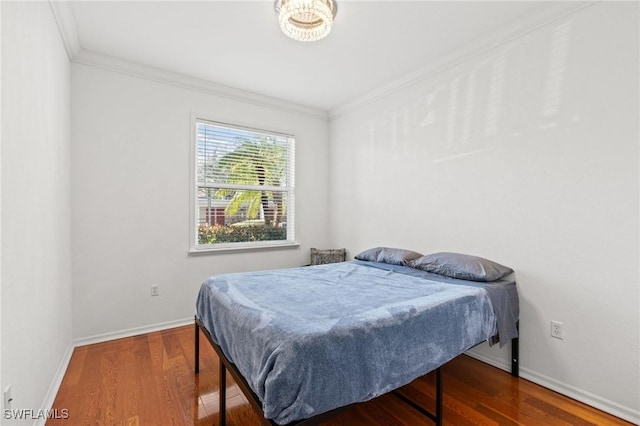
{"left": 193, "top": 119, "right": 295, "bottom": 249}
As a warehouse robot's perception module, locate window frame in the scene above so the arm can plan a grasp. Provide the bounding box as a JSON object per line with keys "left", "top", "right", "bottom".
{"left": 189, "top": 115, "right": 298, "bottom": 253}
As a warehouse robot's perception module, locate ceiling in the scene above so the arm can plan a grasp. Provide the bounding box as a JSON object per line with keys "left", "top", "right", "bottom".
{"left": 68, "top": 1, "right": 573, "bottom": 112}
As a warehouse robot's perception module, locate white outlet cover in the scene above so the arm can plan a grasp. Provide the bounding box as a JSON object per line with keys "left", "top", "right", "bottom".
{"left": 550, "top": 320, "right": 564, "bottom": 339}
{"left": 4, "top": 385, "right": 12, "bottom": 410}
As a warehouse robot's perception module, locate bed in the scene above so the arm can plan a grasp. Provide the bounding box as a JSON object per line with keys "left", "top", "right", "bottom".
{"left": 195, "top": 250, "right": 519, "bottom": 426}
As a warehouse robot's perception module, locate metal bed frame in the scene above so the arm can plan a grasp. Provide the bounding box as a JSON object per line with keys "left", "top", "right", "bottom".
{"left": 194, "top": 317, "right": 519, "bottom": 426}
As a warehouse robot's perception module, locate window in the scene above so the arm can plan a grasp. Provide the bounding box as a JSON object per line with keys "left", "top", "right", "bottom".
{"left": 191, "top": 118, "right": 295, "bottom": 251}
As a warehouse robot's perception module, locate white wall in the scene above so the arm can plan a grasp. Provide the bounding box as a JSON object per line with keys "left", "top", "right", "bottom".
{"left": 329, "top": 2, "right": 638, "bottom": 422}
{"left": 71, "top": 63, "right": 330, "bottom": 340}
{"left": 1, "top": 1, "right": 73, "bottom": 422}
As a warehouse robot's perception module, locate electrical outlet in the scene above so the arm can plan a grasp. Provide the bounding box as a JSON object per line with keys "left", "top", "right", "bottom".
{"left": 550, "top": 320, "right": 564, "bottom": 339}
{"left": 151, "top": 284, "right": 159, "bottom": 296}
{"left": 4, "top": 385, "right": 12, "bottom": 410}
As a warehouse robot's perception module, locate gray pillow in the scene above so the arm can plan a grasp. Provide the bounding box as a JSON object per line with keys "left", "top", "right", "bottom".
{"left": 407, "top": 252, "right": 513, "bottom": 282}
{"left": 354, "top": 247, "right": 423, "bottom": 266}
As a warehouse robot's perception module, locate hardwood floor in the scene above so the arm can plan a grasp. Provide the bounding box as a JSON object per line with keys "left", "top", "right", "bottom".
{"left": 48, "top": 325, "right": 632, "bottom": 426}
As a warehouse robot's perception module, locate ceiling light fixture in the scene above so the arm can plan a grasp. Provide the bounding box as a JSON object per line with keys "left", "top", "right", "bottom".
{"left": 275, "top": 0, "right": 337, "bottom": 42}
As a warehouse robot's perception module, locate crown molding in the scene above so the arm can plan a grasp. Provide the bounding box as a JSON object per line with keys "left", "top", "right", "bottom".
{"left": 72, "top": 49, "right": 329, "bottom": 121}
{"left": 49, "top": 0, "right": 81, "bottom": 60}
{"left": 48, "top": 0, "right": 595, "bottom": 123}
{"left": 329, "top": 1, "right": 598, "bottom": 120}
{"left": 47, "top": 1, "right": 327, "bottom": 121}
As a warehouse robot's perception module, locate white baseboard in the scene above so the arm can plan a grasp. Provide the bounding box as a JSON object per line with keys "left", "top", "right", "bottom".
{"left": 464, "top": 349, "right": 511, "bottom": 372}
{"left": 73, "top": 317, "right": 194, "bottom": 347}
{"left": 465, "top": 351, "right": 640, "bottom": 425}
{"left": 34, "top": 341, "right": 74, "bottom": 426}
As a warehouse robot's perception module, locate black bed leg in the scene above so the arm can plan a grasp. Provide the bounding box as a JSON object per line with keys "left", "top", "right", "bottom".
{"left": 435, "top": 367, "right": 443, "bottom": 426}
{"left": 220, "top": 360, "right": 227, "bottom": 426}
{"left": 511, "top": 321, "right": 519, "bottom": 378}
{"left": 195, "top": 320, "right": 200, "bottom": 374}
{"left": 390, "top": 366, "right": 444, "bottom": 425}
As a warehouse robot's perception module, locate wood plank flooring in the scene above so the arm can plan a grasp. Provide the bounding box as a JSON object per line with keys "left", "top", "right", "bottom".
{"left": 47, "top": 325, "right": 633, "bottom": 426}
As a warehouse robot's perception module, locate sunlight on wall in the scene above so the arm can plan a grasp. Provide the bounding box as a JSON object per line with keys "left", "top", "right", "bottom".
{"left": 541, "top": 21, "right": 572, "bottom": 127}
{"left": 362, "top": 18, "right": 574, "bottom": 166}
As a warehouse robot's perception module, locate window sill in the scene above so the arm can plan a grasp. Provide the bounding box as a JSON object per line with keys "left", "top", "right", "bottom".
{"left": 189, "top": 241, "right": 300, "bottom": 255}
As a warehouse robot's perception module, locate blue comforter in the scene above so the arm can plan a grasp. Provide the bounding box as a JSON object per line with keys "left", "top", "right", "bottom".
{"left": 196, "top": 261, "right": 517, "bottom": 424}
